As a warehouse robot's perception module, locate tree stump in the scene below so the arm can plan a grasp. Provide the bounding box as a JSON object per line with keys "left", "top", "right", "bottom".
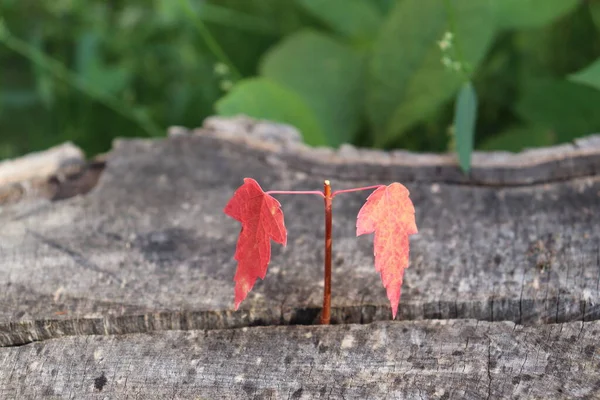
{"left": 0, "top": 116, "right": 599, "bottom": 399}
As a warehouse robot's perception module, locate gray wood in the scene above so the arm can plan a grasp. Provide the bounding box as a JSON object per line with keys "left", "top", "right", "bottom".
{"left": 0, "top": 117, "right": 599, "bottom": 347}
{"left": 0, "top": 320, "right": 598, "bottom": 399}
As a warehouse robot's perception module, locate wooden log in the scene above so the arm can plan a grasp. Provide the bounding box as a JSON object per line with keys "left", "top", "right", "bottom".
{"left": 0, "top": 117, "right": 598, "bottom": 347}
{"left": 200, "top": 116, "right": 600, "bottom": 186}
{"left": 0, "top": 142, "right": 103, "bottom": 206}
{"left": 0, "top": 320, "right": 598, "bottom": 399}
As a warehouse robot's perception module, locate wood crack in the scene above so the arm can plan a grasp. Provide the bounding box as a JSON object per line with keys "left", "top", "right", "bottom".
{"left": 1, "top": 300, "right": 598, "bottom": 348}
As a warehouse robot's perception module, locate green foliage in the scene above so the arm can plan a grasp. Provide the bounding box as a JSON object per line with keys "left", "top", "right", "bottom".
{"left": 216, "top": 78, "right": 327, "bottom": 146}
{"left": 260, "top": 30, "right": 365, "bottom": 146}
{"left": 492, "top": 0, "right": 579, "bottom": 29}
{"left": 297, "top": 0, "right": 382, "bottom": 42}
{"left": 0, "top": 0, "right": 599, "bottom": 174}
{"left": 569, "top": 58, "right": 600, "bottom": 91}
{"left": 479, "top": 126, "right": 554, "bottom": 152}
{"left": 0, "top": 0, "right": 299, "bottom": 157}
{"left": 516, "top": 79, "right": 600, "bottom": 142}
{"left": 368, "top": 0, "right": 495, "bottom": 148}
{"left": 453, "top": 81, "right": 477, "bottom": 173}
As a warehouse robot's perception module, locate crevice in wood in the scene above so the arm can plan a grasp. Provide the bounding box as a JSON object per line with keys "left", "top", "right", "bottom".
{"left": 486, "top": 338, "right": 493, "bottom": 400}
{"left": 49, "top": 159, "right": 106, "bottom": 201}
{"left": 0, "top": 153, "right": 106, "bottom": 206}
{"left": 1, "top": 298, "right": 597, "bottom": 348}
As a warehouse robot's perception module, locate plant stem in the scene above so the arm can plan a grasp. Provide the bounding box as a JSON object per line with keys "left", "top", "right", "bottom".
{"left": 321, "top": 180, "right": 333, "bottom": 325}
{"left": 267, "top": 182, "right": 381, "bottom": 325}
{"left": 331, "top": 185, "right": 384, "bottom": 198}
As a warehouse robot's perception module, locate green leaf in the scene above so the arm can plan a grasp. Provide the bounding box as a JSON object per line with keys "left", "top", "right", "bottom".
{"left": 492, "top": 0, "right": 579, "bottom": 30}
{"left": 516, "top": 79, "right": 600, "bottom": 142}
{"left": 453, "top": 81, "right": 477, "bottom": 173}
{"left": 260, "top": 29, "right": 365, "bottom": 146}
{"left": 367, "top": 0, "right": 496, "bottom": 147}
{"left": 215, "top": 77, "right": 328, "bottom": 146}
{"left": 568, "top": 58, "right": 600, "bottom": 91}
{"left": 478, "top": 126, "right": 555, "bottom": 152}
{"left": 297, "top": 0, "right": 383, "bottom": 41}
{"left": 373, "top": 0, "right": 395, "bottom": 14}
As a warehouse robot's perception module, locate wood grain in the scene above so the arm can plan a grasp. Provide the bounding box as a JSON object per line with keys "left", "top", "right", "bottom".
{"left": 0, "top": 118, "right": 598, "bottom": 346}
{"left": 0, "top": 320, "right": 598, "bottom": 399}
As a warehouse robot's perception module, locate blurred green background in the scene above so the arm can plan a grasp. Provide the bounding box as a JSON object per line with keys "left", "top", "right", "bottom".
{"left": 1, "top": 0, "right": 600, "bottom": 170}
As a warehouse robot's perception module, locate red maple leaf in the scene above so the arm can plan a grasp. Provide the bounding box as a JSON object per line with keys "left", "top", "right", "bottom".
{"left": 356, "top": 183, "right": 418, "bottom": 318}
{"left": 224, "top": 178, "right": 287, "bottom": 309}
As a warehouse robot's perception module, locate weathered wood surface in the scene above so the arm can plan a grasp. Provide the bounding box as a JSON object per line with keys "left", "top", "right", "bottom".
{"left": 0, "top": 142, "right": 84, "bottom": 186}
{"left": 196, "top": 116, "right": 600, "bottom": 186}
{"left": 0, "top": 142, "right": 103, "bottom": 206}
{"left": 0, "top": 116, "right": 599, "bottom": 398}
{"left": 1, "top": 320, "right": 598, "bottom": 399}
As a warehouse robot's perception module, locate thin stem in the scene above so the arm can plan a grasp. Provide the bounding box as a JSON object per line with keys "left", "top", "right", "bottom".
{"left": 320, "top": 180, "right": 333, "bottom": 325}
{"left": 331, "top": 185, "right": 384, "bottom": 198}
{"left": 266, "top": 190, "right": 325, "bottom": 198}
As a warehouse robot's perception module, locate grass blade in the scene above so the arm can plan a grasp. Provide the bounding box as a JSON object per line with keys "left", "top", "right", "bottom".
{"left": 453, "top": 81, "right": 477, "bottom": 173}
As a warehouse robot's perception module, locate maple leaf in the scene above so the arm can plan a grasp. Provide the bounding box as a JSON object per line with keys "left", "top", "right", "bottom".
{"left": 224, "top": 178, "right": 287, "bottom": 309}
{"left": 356, "top": 183, "right": 418, "bottom": 318}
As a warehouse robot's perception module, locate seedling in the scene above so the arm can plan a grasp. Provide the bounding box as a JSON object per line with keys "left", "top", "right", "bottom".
{"left": 224, "top": 178, "right": 418, "bottom": 324}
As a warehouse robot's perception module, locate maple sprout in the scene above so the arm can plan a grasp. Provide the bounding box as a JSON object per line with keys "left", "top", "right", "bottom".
{"left": 224, "top": 178, "right": 418, "bottom": 325}
{"left": 322, "top": 180, "right": 333, "bottom": 324}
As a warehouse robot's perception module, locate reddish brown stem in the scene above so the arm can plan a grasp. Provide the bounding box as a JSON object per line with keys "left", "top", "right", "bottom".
{"left": 266, "top": 190, "right": 325, "bottom": 197}
{"left": 331, "top": 185, "right": 384, "bottom": 198}
{"left": 321, "top": 180, "right": 333, "bottom": 325}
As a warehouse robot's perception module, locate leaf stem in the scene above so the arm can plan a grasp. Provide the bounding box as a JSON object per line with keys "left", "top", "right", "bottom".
{"left": 321, "top": 180, "right": 333, "bottom": 325}
{"left": 266, "top": 190, "right": 325, "bottom": 198}
{"left": 332, "top": 185, "right": 384, "bottom": 198}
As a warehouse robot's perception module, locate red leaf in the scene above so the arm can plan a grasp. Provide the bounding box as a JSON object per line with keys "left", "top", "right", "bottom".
{"left": 356, "top": 183, "right": 418, "bottom": 318}
{"left": 224, "top": 178, "right": 287, "bottom": 309}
